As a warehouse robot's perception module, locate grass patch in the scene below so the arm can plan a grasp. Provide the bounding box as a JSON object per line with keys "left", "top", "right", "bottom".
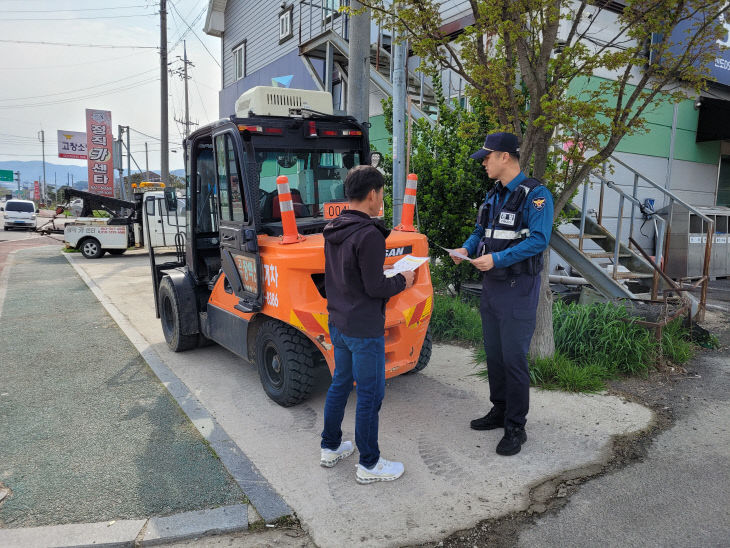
{"left": 430, "top": 293, "right": 482, "bottom": 345}
{"left": 661, "top": 318, "right": 694, "bottom": 364}
{"left": 432, "top": 294, "right": 711, "bottom": 393}
{"left": 553, "top": 300, "right": 655, "bottom": 376}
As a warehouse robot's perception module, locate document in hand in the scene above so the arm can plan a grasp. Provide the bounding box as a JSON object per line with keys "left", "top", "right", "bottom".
{"left": 384, "top": 255, "right": 429, "bottom": 278}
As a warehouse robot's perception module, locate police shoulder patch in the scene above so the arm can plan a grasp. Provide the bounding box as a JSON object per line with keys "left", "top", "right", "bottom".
{"left": 532, "top": 197, "right": 546, "bottom": 211}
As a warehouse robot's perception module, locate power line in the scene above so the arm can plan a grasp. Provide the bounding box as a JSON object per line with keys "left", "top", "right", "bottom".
{"left": 0, "top": 39, "right": 157, "bottom": 49}
{"left": 0, "top": 68, "right": 158, "bottom": 102}
{"left": 0, "top": 52, "right": 140, "bottom": 71}
{"left": 170, "top": 4, "right": 207, "bottom": 51}
{"left": 0, "top": 78, "right": 160, "bottom": 109}
{"left": 168, "top": 2, "right": 220, "bottom": 67}
{"left": 2, "top": 4, "right": 151, "bottom": 12}
{"left": 2, "top": 13, "right": 155, "bottom": 22}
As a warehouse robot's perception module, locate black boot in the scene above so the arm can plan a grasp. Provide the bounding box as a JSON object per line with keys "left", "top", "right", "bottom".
{"left": 496, "top": 426, "right": 527, "bottom": 456}
{"left": 470, "top": 407, "right": 505, "bottom": 430}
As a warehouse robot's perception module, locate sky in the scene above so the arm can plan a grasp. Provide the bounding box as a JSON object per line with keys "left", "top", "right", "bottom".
{"left": 0, "top": 0, "right": 221, "bottom": 174}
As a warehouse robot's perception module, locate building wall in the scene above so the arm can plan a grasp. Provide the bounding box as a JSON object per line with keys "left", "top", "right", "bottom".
{"left": 218, "top": 50, "right": 323, "bottom": 117}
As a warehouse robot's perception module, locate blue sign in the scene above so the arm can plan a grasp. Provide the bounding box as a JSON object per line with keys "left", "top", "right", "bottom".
{"left": 665, "top": 11, "right": 730, "bottom": 87}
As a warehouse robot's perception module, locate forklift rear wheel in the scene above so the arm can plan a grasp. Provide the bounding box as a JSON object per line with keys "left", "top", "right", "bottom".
{"left": 159, "top": 277, "right": 198, "bottom": 352}
{"left": 410, "top": 326, "right": 433, "bottom": 373}
{"left": 255, "top": 320, "right": 317, "bottom": 407}
{"left": 80, "top": 238, "right": 104, "bottom": 259}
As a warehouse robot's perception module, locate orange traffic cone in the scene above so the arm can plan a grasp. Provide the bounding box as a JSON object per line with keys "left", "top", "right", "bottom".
{"left": 395, "top": 173, "right": 418, "bottom": 232}
{"left": 277, "top": 175, "right": 305, "bottom": 244}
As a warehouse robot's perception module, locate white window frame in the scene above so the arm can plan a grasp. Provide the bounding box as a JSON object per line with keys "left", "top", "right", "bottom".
{"left": 322, "top": 0, "right": 342, "bottom": 24}
{"left": 279, "top": 6, "right": 293, "bottom": 43}
{"left": 233, "top": 41, "right": 246, "bottom": 81}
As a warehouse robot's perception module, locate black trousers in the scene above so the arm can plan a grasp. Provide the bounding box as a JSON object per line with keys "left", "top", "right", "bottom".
{"left": 479, "top": 272, "right": 540, "bottom": 428}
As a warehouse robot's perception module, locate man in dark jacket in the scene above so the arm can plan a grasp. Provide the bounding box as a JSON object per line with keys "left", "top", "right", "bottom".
{"left": 320, "top": 165, "right": 414, "bottom": 484}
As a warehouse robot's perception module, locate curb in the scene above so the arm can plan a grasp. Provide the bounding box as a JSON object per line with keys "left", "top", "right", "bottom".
{"left": 0, "top": 504, "right": 249, "bottom": 548}
{"left": 63, "top": 252, "right": 292, "bottom": 523}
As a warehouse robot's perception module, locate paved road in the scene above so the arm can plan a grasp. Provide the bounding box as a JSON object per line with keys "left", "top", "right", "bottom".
{"left": 69, "top": 249, "right": 655, "bottom": 548}
{"left": 0, "top": 247, "right": 244, "bottom": 528}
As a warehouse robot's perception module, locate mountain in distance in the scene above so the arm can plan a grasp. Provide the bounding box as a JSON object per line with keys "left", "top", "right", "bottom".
{"left": 0, "top": 160, "right": 185, "bottom": 189}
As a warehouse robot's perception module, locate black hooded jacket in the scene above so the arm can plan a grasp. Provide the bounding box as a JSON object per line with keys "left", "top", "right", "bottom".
{"left": 323, "top": 209, "right": 406, "bottom": 338}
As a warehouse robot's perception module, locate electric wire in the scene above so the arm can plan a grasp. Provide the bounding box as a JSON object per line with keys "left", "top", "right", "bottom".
{"left": 2, "top": 4, "right": 151, "bottom": 13}
{"left": 0, "top": 78, "right": 160, "bottom": 109}
{"left": 0, "top": 53, "right": 140, "bottom": 71}
{"left": 168, "top": 2, "right": 220, "bottom": 67}
{"left": 2, "top": 13, "right": 156, "bottom": 22}
{"left": 0, "top": 39, "right": 157, "bottom": 49}
{"left": 0, "top": 68, "right": 158, "bottom": 102}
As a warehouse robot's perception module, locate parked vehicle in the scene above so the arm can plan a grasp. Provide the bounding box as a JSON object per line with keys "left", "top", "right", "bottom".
{"left": 2, "top": 199, "right": 38, "bottom": 230}
{"left": 62, "top": 188, "right": 185, "bottom": 258}
{"left": 147, "top": 86, "right": 434, "bottom": 407}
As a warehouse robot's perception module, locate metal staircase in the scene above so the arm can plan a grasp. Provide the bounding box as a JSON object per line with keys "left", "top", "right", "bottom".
{"left": 297, "top": 3, "right": 439, "bottom": 126}
{"left": 551, "top": 154, "right": 714, "bottom": 318}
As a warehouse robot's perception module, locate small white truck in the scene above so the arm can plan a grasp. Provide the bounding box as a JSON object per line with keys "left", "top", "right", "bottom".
{"left": 63, "top": 189, "right": 185, "bottom": 259}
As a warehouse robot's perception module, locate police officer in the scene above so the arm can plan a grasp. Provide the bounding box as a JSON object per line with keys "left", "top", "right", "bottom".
{"left": 451, "top": 132, "right": 553, "bottom": 456}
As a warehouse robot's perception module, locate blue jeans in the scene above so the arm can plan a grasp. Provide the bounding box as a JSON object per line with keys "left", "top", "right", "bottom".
{"left": 321, "top": 324, "right": 385, "bottom": 468}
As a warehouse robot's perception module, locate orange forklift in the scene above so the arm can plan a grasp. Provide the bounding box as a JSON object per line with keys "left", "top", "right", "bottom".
{"left": 149, "top": 86, "right": 433, "bottom": 406}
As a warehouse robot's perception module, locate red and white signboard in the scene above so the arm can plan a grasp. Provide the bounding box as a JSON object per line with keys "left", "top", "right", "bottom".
{"left": 34, "top": 180, "right": 40, "bottom": 202}
{"left": 85, "top": 109, "right": 114, "bottom": 197}
{"left": 57, "top": 130, "right": 87, "bottom": 159}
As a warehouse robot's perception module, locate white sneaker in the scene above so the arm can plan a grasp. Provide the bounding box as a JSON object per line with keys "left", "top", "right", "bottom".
{"left": 355, "top": 457, "right": 404, "bottom": 484}
{"left": 320, "top": 441, "right": 354, "bottom": 468}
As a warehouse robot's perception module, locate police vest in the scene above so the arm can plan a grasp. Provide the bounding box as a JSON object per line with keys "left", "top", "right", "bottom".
{"left": 477, "top": 177, "right": 544, "bottom": 279}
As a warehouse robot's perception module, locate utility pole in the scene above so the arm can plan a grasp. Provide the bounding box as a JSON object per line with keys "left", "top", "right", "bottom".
{"left": 117, "top": 125, "right": 125, "bottom": 199}
{"left": 347, "top": 0, "right": 370, "bottom": 124}
{"left": 160, "top": 0, "right": 169, "bottom": 184}
{"left": 14, "top": 171, "right": 20, "bottom": 196}
{"left": 183, "top": 41, "right": 191, "bottom": 139}
{"left": 174, "top": 41, "right": 195, "bottom": 140}
{"left": 38, "top": 130, "right": 46, "bottom": 204}
{"left": 392, "top": 25, "right": 407, "bottom": 226}
{"left": 126, "top": 126, "right": 131, "bottom": 198}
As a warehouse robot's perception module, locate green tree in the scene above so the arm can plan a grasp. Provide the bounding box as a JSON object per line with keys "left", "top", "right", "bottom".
{"left": 382, "top": 75, "right": 496, "bottom": 291}
{"left": 357, "top": 0, "right": 728, "bottom": 357}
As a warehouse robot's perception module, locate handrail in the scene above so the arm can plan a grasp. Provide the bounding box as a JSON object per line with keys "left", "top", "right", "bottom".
{"left": 554, "top": 142, "right": 712, "bottom": 319}
{"left": 609, "top": 155, "right": 714, "bottom": 224}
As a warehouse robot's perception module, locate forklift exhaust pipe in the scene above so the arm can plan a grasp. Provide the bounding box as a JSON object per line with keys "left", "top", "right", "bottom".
{"left": 395, "top": 173, "right": 418, "bottom": 232}
{"left": 277, "top": 175, "right": 306, "bottom": 244}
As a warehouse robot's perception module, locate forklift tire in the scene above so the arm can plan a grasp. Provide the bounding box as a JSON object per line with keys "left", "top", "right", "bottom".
{"left": 410, "top": 327, "right": 433, "bottom": 373}
{"left": 159, "top": 277, "right": 198, "bottom": 352}
{"left": 108, "top": 249, "right": 126, "bottom": 255}
{"left": 80, "top": 238, "right": 104, "bottom": 259}
{"left": 255, "top": 319, "right": 316, "bottom": 407}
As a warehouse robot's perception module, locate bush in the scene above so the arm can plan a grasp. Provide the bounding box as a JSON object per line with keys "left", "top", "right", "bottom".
{"left": 553, "top": 300, "right": 654, "bottom": 376}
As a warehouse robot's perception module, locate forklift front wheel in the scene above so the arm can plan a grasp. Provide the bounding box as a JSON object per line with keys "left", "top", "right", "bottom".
{"left": 255, "top": 320, "right": 317, "bottom": 407}
{"left": 159, "top": 277, "right": 198, "bottom": 352}
{"left": 80, "top": 238, "right": 104, "bottom": 259}
{"left": 412, "top": 326, "right": 433, "bottom": 372}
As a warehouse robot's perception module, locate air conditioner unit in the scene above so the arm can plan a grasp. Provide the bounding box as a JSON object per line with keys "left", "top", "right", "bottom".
{"left": 235, "top": 86, "right": 334, "bottom": 117}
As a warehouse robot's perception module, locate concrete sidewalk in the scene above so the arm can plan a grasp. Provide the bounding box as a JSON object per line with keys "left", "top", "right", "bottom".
{"left": 65, "top": 248, "right": 656, "bottom": 548}
{"left": 0, "top": 247, "right": 287, "bottom": 546}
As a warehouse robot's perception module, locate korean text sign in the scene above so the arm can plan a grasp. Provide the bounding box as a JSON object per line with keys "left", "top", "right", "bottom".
{"left": 85, "top": 109, "right": 114, "bottom": 197}
{"left": 57, "top": 130, "right": 88, "bottom": 159}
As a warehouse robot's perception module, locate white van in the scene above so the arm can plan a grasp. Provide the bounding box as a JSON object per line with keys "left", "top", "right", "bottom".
{"left": 2, "top": 199, "right": 37, "bottom": 231}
